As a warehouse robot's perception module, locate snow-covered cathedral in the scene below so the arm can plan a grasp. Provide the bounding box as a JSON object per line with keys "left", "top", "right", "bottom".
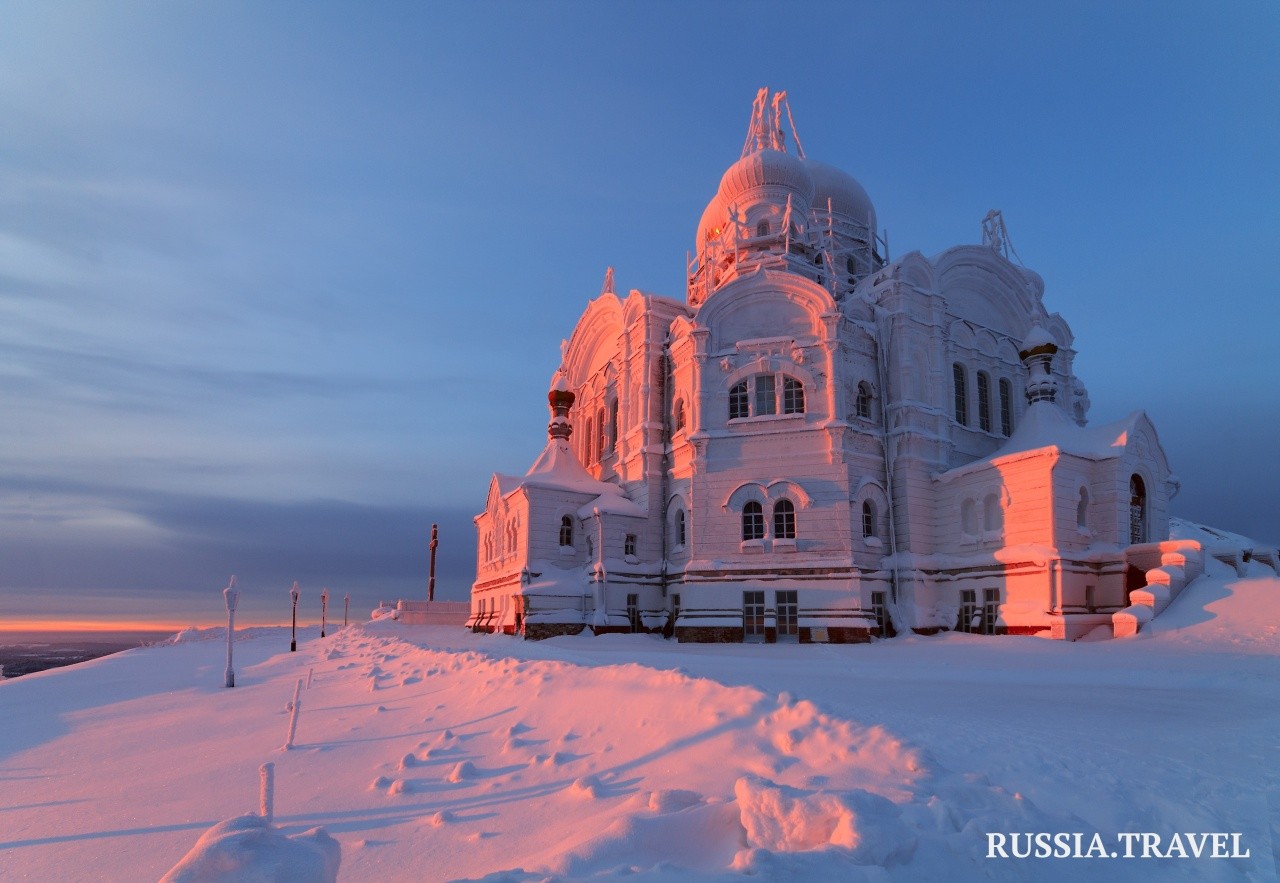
{"left": 469, "top": 88, "right": 1190, "bottom": 643}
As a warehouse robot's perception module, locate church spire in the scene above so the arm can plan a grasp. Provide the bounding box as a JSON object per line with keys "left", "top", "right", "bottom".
{"left": 740, "top": 87, "right": 806, "bottom": 159}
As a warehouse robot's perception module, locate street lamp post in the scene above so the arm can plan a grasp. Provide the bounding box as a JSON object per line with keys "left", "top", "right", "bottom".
{"left": 290, "top": 582, "right": 300, "bottom": 652}
{"left": 223, "top": 575, "right": 239, "bottom": 688}
{"left": 320, "top": 587, "right": 329, "bottom": 638}
{"left": 343, "top": 593, "right": 350, "bottom": 628}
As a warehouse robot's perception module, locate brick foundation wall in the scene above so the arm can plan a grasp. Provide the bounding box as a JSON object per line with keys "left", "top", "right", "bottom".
{"left": 676, "top": 626, "right": 745, "bottom": 643}
{"left": 523, "top": 623, "right": 586, "bottom": 641}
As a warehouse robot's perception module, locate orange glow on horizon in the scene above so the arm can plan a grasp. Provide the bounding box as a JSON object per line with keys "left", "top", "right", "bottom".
{"left": 0, "top": 618, "right": 319, "bottom": 633}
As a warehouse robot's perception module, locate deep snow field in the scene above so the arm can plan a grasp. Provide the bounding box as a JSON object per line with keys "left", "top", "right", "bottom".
{"left": 2, "top": 556, "right": 1277, "bottom": 882}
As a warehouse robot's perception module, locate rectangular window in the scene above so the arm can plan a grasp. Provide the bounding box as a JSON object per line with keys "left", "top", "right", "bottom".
{"left": 627, "top": 593, "right": 640, "bottom": 632}
{"left": 982, "top": 588, "right": 999, "bottom": 635}
{"left": 871, "top": 591, "right": 890, "bottom": 637}
{"left": 776, "top": 590, "right": 798, "bottom": 641}
{"left": 624, "top": 534, "right": 637, "bottom": 557}
{"left": 743, "top": 590, "right": 766, "bottom": 642}
{"left": 977, "top": 373, "right": 992, "bottom": 432}
{"left": 958, "top": 589, "right": 977, "bottom": 634}
{"left": 754, "top": 374, "right": 777, "bottom": 416}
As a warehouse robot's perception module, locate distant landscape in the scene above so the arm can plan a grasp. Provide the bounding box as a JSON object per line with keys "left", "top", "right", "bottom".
{"left": 0, "top": 631, "right": 176, "bottom": 679}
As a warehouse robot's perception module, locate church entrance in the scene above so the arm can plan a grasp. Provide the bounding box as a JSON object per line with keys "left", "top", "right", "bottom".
{"left": 1125, "top": 565, "right": 1147, "bottom": 606}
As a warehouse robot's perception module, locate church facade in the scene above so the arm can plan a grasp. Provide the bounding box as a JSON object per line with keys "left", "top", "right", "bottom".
{"left": 469, "top": 89, "right": 1184, "bottom": 643}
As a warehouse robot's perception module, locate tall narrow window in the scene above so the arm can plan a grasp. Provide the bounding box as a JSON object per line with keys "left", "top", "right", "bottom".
{"left": 609, "top": 399, "right": 619, "bottom": 452}
{"left": 999, "top": 378, "right": 1012, "bottom": 437}
{"left": 862, "top": 500, "right": 876, "bottom": 538}
{"left": 977, "top": 372, "right": 992, "bottom": 432}
{"left": 597, "top": 408, "right": 606, "bottom": 460}
{"left": 983, "top": 493, "right": 1003, "bottom": 533}
{"left": 559, "top": 515, "right": 573, "bottom": 547}
{"left": 953, "top": 363, "right": 968, "bottom": 425}
{"left": 1076, "top": 487, "right": 1090, "bottom": 530}
{"left": 624, "top": 534, "right": 637, "bottom": 557}
{"left": 773, "top": 499, "right": 796, "bottom": 539}
{"left": 675, "top": 509, "right": 686, "bottom": 547}
{"left": 586, "top": 416, "right": 596, "bottom": 463}
{"left": 782, "top": 377, "right": 805, "bottom": 414}
{"left": 729, "top": 381, "right": 749, "bottom": 420}
{"left": 1129, "top": 475, "right": 1147, "bottom": 545}
{"left": 742, "top": 501, "right": 764, "bottom": 541}
{"left": 673, "top": 399, "right": 685, "bottom": 432}
{"left": 856, "top": 382, "right": 872, "bottom": 420}
{"left": 754, "top": 375, "right": 777, "bottom": 416}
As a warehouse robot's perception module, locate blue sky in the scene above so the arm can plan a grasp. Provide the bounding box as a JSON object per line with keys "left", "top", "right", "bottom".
{"left": 2, "top": 1, "right": 1277, "bottom": 628}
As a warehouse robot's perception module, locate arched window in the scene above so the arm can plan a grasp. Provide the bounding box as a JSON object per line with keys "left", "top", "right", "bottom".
{"left": 585, "top": 416, "right": 595, "bottom": 463}
{"left": 756, "top": 220, "right": 769, "bottom": 237}
{"left": 596, "top": 408, "right": 606, "bottom": 461}
{"left": 773, "top": 499, "right": 796, "bottom": 539}
{"left": 1129, "top": 475, "right": 1147, "bottom": 544}
{"left": 856, "top": 382, "right": 873, "bottom": 420}
{"left": 953, "top": 364, "right": 969, "bottom": 425}
{"left": 742, "top": 501, "right": 764, "bottom": 541}
{"left": 673, "top": 399, "right": 685, "bottom": 432}
{"left": 977, "top": 372, "right": 992, "bottom": 432}
{"left": 861, "top": 500, "right": 876, "bottom": 538}
{"left": 1077, "top": 487, "right": 1090, "bottom": 530}
{"left": 782, "top": 377, "right": 805, "bottom": 414}
{"left": 559, "top": 515, "right": 573, "bottom": 547}
{"left": 675, "top": 508, "right": 686, "bottom": 547}
{"left": 999, "top": 378, "right": 1013, "bottom": 437}
{"left": 729, "top": 380, "right": 749, "bottom": 420}
{"left": 846, "top": 256, "right": 857, "bottom": 277}
{"left": 983, "top": 493, "right": 1003, "bottom": 533}
{"left": 961, "top": 498, "right": 978, "bottom": 536}
{"left": 609, "top": 399, "right": 619, "bottom": 452}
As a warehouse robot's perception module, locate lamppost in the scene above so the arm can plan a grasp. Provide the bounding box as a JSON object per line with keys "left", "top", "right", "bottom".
{"left": 343, "top": 593, "right": 350, "bottom": 628}
{"left": 428, "top": 523, "right": 439, "bottom": 602}
{"left": 223, "top": 575, "right": 239, "bottom": 688}
{"left": 290, "top": 582, "right": 300, "bottom": 652}
{"left": 320, "top": 587, "right": 329, "bottom": 638}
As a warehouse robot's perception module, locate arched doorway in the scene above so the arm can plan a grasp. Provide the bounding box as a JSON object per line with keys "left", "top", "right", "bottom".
{"left": 1129, "top": 475, "right": 1147, "bottom": 545}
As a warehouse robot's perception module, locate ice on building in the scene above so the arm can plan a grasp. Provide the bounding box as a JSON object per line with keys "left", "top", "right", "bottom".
{"left": 470, "top": 88, "right": 1187, "bottom": 643}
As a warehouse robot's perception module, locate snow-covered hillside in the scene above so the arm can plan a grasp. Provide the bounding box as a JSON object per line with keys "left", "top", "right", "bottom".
{"left": 2, "top": 557, "right": 1277, "bottom": 881}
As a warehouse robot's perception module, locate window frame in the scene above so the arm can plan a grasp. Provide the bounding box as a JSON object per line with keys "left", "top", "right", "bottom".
{"left": 953, "top": 363, "right": 969, "bottom": 426}
{"left": 742, "top": 501, "right": 765, "bottom": 541}
{"left": 773, "top": 499, "right": 796, "bottom": 540}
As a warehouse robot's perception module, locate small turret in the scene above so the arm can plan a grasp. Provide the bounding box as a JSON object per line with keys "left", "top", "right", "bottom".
{"left": 547, "top": 371, "right": 576, "bottom": 441}
{"left": 1019, "top": 325, "right": 1059, "bottom": 404}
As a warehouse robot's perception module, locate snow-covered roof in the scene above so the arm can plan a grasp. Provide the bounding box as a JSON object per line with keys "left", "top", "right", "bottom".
{"left": 939, "top": 402, "right": 1151, "bottom": 481}
{"left": 497, "top": 438, "right": 635, "bottom": 511}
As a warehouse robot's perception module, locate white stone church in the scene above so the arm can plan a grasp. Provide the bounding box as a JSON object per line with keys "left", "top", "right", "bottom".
{"left": 469, "top": 88, "right": 1194, "bottom": 643}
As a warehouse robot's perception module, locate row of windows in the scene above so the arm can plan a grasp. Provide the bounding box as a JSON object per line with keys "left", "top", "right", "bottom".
{"left": 578, "top": 399, "right": 621, "bottom": 466}
{"left": 953, "top": 364, "right": 1013, "bottom": 436}
{"left": 551, "top": 499, "right": 878, "bottom": 557}
{"left": 741, "top": 589, "right": 891, "bottom": 641}
{"left": 729, "top": 374, "right": 805, "bottom": 420}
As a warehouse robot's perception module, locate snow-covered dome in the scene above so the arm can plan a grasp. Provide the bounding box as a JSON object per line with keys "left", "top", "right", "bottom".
{"left": 717, "top": 148, "right": 815, "bottom": 207}
{"left": 805, "top": 158, "right": 876, "bottom": 232}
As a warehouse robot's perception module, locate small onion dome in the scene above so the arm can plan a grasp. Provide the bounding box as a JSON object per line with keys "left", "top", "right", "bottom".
{"left": 548, "top": 371, "right": 575, "bottom": 411}
{"left": 717, "top": 148, "right": 815, "bottom": 209}
{"left": 805, "top": 158, "right": 876, "bottom": 233}
{"left": 1019, "top": 325, "right": 1058, "bottom": 360}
